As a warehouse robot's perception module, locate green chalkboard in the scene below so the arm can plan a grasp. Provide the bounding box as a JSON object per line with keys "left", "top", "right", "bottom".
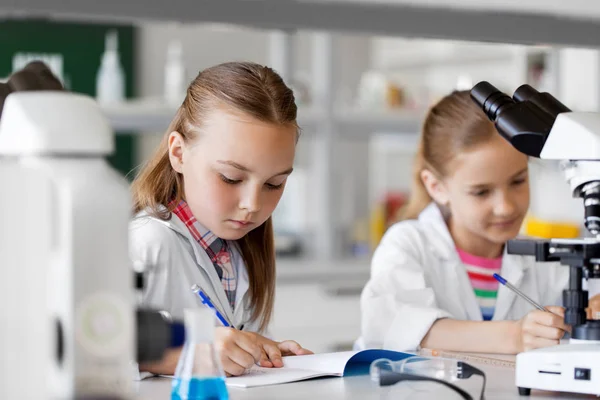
{"left": 0, "top": 19, "right": 137, "bottom": 177}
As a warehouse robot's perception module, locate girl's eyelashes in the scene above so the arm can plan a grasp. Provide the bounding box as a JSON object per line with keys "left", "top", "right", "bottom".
{"left": 219, "top": 173, "right": 285, "bottom": 190}
{"left": 265, "top": 182, "right": 284, "bottom": 190}
{"left": 471, "top": 189, "right": 489, "bottom": 197}
{"left": 219, "top": 174, "right": 241, "bottom": 185}
{"left": 469, "top": 178, "right": 526, "bottom": 197}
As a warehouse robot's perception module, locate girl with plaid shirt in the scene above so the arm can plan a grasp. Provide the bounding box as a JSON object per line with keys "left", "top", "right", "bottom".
{"left": 130, "top": 62, "right": 312, "bottom": 377}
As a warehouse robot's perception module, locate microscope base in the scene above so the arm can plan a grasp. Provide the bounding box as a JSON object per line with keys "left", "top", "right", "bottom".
{"left": 516, "top": 342, "right": 600, "bottom": 396}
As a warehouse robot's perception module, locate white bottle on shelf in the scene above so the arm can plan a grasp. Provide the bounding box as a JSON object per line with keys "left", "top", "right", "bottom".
{"left": 164, "top": 40, "right": 186, "bottom": 107}
{"left": 96, "top": 30, "right": 125, "bottom": 106}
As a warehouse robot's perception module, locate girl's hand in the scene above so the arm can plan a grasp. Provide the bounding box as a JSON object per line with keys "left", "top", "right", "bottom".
{"left": 587, "top": 294, "right": 600, "bottom": 320}
{"left": 514, "top": 306, "right": 570, "bottom": 352}
{"left": 214, "top": 328, "right": 312, "bottom": 376}
{"left": 252, "top": 338, "right": 313, "bottom": 368}
{"left": 277, "top": 340, "right": 314, "bottom": 357}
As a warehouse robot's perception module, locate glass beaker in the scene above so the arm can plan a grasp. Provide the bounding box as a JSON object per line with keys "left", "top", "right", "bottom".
{"left": 171, "top": 308, "right": 228, "bottom": 400}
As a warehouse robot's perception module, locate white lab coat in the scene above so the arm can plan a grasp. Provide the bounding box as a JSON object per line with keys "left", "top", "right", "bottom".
{"left": 357, "top": 203, "right": 569, "bottom": 352}
{"left": 129, "top": 209, "right": 262, "bottom": 333}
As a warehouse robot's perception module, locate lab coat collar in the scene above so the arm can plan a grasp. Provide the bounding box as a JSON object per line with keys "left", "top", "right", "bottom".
{"left": 135, "top": 207, "right": 249, "bottom": 326}
{"left": 139, "top": 207, "right": 217, "bottom": 273}
{"left": 417, "top": 203, "right": 456, "bottom": 261}
{"left": 417, "top": 204, "right": 477, "bottom": 319}
{"left": 493, "top": 251, "right": 529, "bottom": 321}
{"left": 417, "top": 203, "right": 528, "bottom": 321}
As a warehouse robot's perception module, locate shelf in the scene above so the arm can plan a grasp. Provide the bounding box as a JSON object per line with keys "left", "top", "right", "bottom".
{"left": 102, "top": 99, "right": 323, "bottom": 133}
{"left": 101, "top": 99, "right": 424, "bottom": 135}
{"left": 101, "top": 99, "right": 176, "bottom": 133}
{"left": 3, "top": 0, "right": 600, "bottom": 47}
{"left": 335, "top": 108, "right": 423, "bottom": 134}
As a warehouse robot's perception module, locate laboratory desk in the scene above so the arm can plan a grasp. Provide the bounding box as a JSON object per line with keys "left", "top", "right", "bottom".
{"left": 135, "top": 362, "right": 597, "bottom": 400}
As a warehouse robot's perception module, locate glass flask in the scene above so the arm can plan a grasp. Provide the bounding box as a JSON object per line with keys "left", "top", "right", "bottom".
{"left": 171, "top": 308, "right": 229, "bottom": 400}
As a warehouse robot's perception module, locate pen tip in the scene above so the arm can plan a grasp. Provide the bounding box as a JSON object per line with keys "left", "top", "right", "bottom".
{"left": 493, "top": 273, "right": 506, "bottom": 285}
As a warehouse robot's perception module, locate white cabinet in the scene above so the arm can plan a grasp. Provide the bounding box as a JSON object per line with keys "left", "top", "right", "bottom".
{"left": 270, "top": 282, "right": 362, "bottom": 353}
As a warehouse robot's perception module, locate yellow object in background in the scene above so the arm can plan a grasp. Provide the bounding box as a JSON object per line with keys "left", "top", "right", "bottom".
{"left": 369, "top": 203, "right": 386, "bottom": 251}
{"left": 524, "top": 216, "right": 580, "bottom": 239}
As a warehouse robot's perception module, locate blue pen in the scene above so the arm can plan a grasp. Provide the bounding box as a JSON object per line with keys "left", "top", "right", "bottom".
{"left": 191, "top": 284, "right": 233, "bottom": 328}
{"left": 493, "top": 273, "right": 551, "bottom": 313}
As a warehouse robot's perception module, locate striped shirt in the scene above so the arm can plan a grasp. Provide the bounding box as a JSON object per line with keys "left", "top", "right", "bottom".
{"left": 457, "top": 248, "right": 502, "bottom": 321}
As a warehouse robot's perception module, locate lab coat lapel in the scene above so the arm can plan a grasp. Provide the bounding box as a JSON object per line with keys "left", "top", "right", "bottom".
{"left": 421, "top": 204, "right": 481, "bottom": 320}
{"left": 230, "top": 242, "right": 250, "bottom": 327}
{"left": 161, "top": 214, "right": 237, "bottom": 326}
{"left": 193, "top": 247, "right": 237, "bottom": 326}
{"left": 493, "top": 253, "right": 526, "bottom": 321}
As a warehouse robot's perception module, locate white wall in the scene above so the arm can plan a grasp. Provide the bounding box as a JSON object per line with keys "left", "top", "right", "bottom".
{"left": 559, "top": 48, "right": 599, "bottom": 111}
{"left": 136, "top": 23, "right": 269, "bottom": 99}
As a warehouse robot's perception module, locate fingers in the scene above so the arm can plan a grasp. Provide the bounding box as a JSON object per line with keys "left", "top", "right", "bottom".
{"left": 234, "top": 332, "right": 268, "bottom": 365}
{"left": 215, "top": 329, "right": 311, "bottom": 373}
{"left": 221, "top": 356, "right": 249, "bottom": 376}
{"left": 215, "top": 328, "right": 259, "bottom": 375}
{"left": 277, "top": 340, "right": 302, "bottom": 355}
{"left": 263, "top": 341, "right": 283, "bottom": 368}
{"left": 545, "top": 306, "right": 565, "bottom": 317}
{"left": 257, "top": 348, "right": 274, "bottom": 368}
{"left": 519, "top": 308, "right": 570, "bottom": 352}
{"left": 529, "top": 309, "right": 569, "bottom": 332}
{"left": 220, "top": 341, "right": 255, "bottom": 369}
{"left": 525, "top": 322, "right": 565, "bottom": 341}
{"left": 522, "top": 336, "right": 561, "bottom": 352}
{"left": 278, "top": 340, "right": 313, "bottom": 356}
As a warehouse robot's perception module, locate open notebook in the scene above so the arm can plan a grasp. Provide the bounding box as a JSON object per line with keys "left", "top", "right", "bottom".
{"left": 226, "top": 349, "right": 414, "bottom": 388}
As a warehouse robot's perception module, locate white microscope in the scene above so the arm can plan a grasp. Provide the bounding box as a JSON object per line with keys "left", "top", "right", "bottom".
{"left": 471, "top": 82, "right": 600, "bottom": 396}
{"left": 0, "top": 63, "right": 187, "bottom": 399}
{"left": 0, "top": 90, "right": 135, "bottom": 399}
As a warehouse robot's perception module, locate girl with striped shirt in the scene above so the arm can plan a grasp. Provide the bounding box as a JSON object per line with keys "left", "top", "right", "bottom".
{"left": 359, "top": 90, "right": 570, "bottom": 354}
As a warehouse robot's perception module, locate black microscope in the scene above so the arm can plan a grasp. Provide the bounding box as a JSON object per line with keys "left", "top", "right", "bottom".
{"left": 471, "top": 82, "right": 600, "bottom": 395}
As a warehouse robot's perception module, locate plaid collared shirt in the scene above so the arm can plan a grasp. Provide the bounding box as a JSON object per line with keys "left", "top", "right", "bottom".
{"left": 171, "top": 199, "right": 237, "bottom": 311}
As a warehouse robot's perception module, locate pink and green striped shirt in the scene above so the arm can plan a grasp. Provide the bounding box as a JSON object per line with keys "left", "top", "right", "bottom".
{"left": 457, "top": 248, "right": 503, "bottom": 321}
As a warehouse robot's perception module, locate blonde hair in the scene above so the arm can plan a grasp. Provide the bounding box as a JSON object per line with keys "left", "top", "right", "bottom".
{"left": 131, "top": 62, "right": 298, "bottom": 331}
{"left": 402, "top": 90, "right": 496, "bottom": 220}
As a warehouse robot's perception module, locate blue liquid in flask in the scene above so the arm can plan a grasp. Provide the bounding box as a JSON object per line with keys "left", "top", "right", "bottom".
{"left": 171, "top": 376, "right": 229, "bottom": 400}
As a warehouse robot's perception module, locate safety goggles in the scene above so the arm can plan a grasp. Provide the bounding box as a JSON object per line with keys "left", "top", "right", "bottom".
{"left": 370, "top": 356, "right": 486, "bottom": 400}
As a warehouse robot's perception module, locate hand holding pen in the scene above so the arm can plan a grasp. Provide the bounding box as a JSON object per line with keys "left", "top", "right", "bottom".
{"left": 190, "top": 284, "right": 312, "bottom": 376}
{"left": 493, "top": 273, "right": 571, "bottom": 352}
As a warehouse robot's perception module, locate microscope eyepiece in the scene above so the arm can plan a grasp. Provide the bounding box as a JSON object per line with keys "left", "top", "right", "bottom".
{"left": 470, "top": 81, "right": 561, "bottom": 157}
{"left": 513, "top": 84, "right": 571, "bottom": 119}
{"left": 513, "top": 84, "right": 539, "bottom": 103}
{"left": 470, "top": 81, "right": 515, "bottom": 122}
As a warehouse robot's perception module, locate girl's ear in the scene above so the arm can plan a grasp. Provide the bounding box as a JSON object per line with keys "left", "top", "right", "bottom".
{"left": 421, "top": 169, "right": 450, "bottom": 206}
{"left": 168, "top": 131, "right": 186, "bottom": 173}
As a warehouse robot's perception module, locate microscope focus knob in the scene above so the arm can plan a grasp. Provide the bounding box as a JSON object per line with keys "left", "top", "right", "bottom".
{"left": 583, "top": 184, "right": 600, "bottom": 235}
{"left": 584, "top": 198, "right": 600, "bottom": 235}
{"left": 564, "top": 289, "right": 588, "bottom": 328}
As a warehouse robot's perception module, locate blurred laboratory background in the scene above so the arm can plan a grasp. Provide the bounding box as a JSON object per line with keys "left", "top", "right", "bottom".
{"left": 1, "top": 0, "right": 599, "bottom": 353}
